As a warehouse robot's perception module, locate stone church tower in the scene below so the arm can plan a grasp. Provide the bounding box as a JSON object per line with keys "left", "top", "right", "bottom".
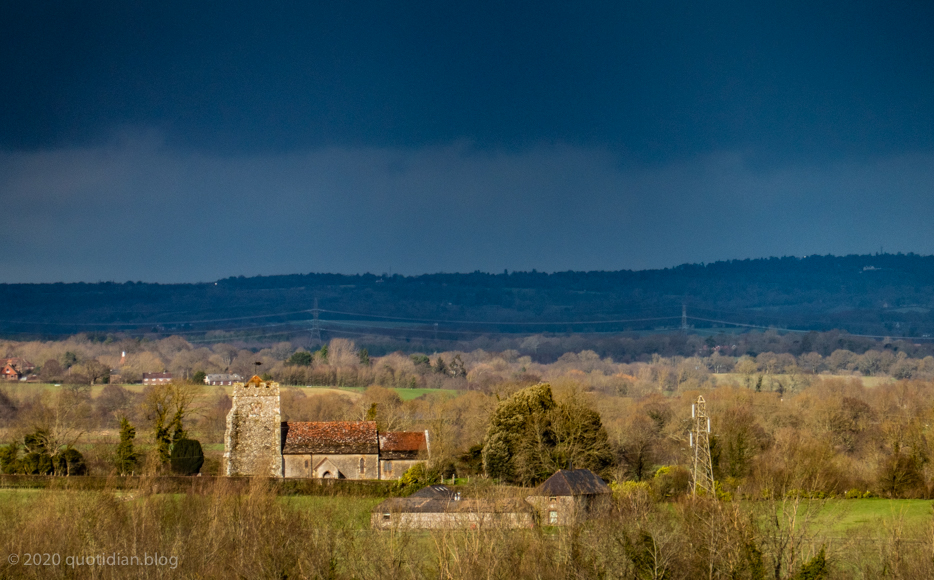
{"left": 224, "top": 376, "right": 283, "bottom": 477}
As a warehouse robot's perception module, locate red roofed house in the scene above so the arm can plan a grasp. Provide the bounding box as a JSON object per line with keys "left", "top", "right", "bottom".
{"left": 1, "top": 358, "right": 35, "bottom": 381}
{"left": 224, "top": 375, "right": 429, "bottom": 479}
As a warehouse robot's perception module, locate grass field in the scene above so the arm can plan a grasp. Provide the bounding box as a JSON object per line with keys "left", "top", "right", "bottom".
{"left": 807, "top": 498, "right": 933, "bottom": 536}
{"left": 284, "top": 495, "right": 385, "bottom": 528}
{"left": 331, "top": 386, "right": 462, "bottom": 401}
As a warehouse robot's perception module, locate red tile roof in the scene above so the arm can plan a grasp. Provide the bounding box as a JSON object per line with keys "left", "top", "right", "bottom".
{"left": 378, "top": 431, "right": 427, "bottom": 459}
{"left": 281, "top": 421, "right": 379, "bottom": 455}
{"left": 3, "top": 358, "right": 34, "bottom": 370}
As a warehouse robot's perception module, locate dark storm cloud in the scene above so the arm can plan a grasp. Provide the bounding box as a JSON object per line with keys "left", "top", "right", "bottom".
{"left": 2, "top": 137, "right": 933, "bottom": 283}
{"left": 1, "top": 2, "right": 933, "bottom": 282}
{"left": 2, "top": 1, "right": 933, "bottom": 162}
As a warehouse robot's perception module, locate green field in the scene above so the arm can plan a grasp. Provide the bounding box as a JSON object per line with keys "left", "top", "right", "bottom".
{"left": 330, "top": 386, "right": 461, "bottom": 401}
{"left": 283, "top": 495, "right": 384, "bottom": 529}
{"left": 806, "top": 498, "right": 933, "bottom": 536}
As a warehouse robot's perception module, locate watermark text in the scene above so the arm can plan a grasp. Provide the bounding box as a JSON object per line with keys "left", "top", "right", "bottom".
{"left": 8, "top": 552, "right": 178, "bottom": 570}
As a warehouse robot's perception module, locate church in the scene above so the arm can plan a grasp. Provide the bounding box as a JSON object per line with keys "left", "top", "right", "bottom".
{"left": 223, "top": 376, "right": 428, "bottom": 479}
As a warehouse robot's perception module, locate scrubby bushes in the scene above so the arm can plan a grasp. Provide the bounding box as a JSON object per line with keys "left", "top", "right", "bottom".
{"left": 0, "top": 441, "right": 86, "bottom": 476}
{"left": 2, "top": 477, "right": 933, "bottom": 579}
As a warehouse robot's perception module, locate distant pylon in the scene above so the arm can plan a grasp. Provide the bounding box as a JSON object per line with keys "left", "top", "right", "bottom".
{"left": 311, "top": 298, "right": 322, "bottom": 342}
{"left": 681, "top": 303, "right": 688, "bottom": 332}
{"left": 690, "top": 395, "right": 715, "bottom": 496}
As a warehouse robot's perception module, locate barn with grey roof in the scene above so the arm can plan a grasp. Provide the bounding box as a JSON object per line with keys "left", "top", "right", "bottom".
{"left": 526, "top": 469, "right": 611, "bottom": 525}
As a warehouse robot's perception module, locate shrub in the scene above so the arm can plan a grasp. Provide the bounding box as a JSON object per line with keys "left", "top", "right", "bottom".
{"left": 653, "top": 465, "right": 691, "bottom": 499}
{"left": 21, "top": 452, "right": 53, "bottom": 475}
{"left": 394, "top": 462, "right": 439, "bottom": 493}
{"left": 0, "top": 443, "right": 21, "bottom": 474}
{"left": 54, "top": 448, "right": 87, "bottom": 476}
{"left": 170, "top": 439, "right": 205, "bottom": 475}
{"left": 611, "top": 480, "right": 653, "bottom": 503}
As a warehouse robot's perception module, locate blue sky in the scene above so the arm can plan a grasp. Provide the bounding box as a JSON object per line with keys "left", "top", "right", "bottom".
{"left": 2, "top": 1, "right": 933, "bottom": 282}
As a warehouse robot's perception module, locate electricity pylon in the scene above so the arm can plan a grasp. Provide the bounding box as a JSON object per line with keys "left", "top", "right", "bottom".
{"left": 311, "top": 298, "right": 322, "bottom": 343}
{"left": 690, "top": 395, "right": 715, "bottom": 497}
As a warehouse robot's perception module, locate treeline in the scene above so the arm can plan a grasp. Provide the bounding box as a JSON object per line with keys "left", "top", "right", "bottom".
{"left": 4, "top": 253, "right": 934, "bottom": 339}
{"left": 8, "top": 333, "right": 934, "bottom": 500}
{"left": 4, "top": 329, "right": 934, "bottom": 389}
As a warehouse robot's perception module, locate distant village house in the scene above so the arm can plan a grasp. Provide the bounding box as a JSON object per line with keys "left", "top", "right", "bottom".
{"left": 142, "top": 372, "right": 173, "bottom": 385}
{"left": 1, "top": 358, "right": 35, "bottom": 381}
{"left": 205, "top": 373, "right": 243, "bottom": 386}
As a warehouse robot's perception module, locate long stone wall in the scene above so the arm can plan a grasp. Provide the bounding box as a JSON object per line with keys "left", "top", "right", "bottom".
{"left": 370, "top": 510, "right": 534, "bottom": 530}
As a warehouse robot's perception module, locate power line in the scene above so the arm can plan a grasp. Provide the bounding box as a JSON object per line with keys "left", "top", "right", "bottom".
{"left": 311, "top": 298, "right": 322, "bottom": 342}
{"left": 0, "top": 309, "right": 316, "bottom": 327}
{"left": 686, "top": 316, "right": 934, "bottom": 341}
{"left": 319, "top": 309, "right": 680, "bottom": 326}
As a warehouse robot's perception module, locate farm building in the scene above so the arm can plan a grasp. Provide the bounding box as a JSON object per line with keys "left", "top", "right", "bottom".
{"left": 223, "top": 376, "right": 429, "bottom": 479}
{"left": 371, "top": 470, "right": 611, "bottom": 530}
{"left": 525, "top": 469, "right": 612, "bottom": 526}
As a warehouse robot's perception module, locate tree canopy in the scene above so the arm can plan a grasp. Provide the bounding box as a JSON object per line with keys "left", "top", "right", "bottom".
{"left": 482, "top": 382, "right": 612, "bottom": 485}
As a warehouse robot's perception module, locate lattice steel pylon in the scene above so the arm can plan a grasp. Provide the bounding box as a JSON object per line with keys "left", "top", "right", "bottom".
{"left": 311, "top": 298, "right": 322, "bottom": 343}
{"left": 690, "top": 395, "right": 716, "bottom": 497}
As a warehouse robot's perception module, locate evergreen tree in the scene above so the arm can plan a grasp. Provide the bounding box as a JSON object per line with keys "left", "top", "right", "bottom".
{"left": 792, "top": 547, "right": 828, "bottom": 580}
{"left": 170, "top": 439, "right": 204, "bottom": 475}
{"left": 0, "top": 442, "right": 21, "bottom": 474}
{"left": 482, "top": 382, "right": 612, "bottom": 485}
{"left": 287, "top": 351, "right": 313, "bottom": 366}
{"left": 358, "top": 348, "right": 370, "bottom": 366}
{"left": 114, "top": 417, "right": 138, "bottom": 475}
{"left": 54, "top": 448, "right": 87, "bottom": 476}
{"left": 482, "top": 383, "right": 556, "bottom": 483}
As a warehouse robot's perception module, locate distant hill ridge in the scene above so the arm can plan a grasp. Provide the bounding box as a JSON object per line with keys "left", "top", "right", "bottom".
{"left": 2, "top": 253, "right": 933, "bottom": 341}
